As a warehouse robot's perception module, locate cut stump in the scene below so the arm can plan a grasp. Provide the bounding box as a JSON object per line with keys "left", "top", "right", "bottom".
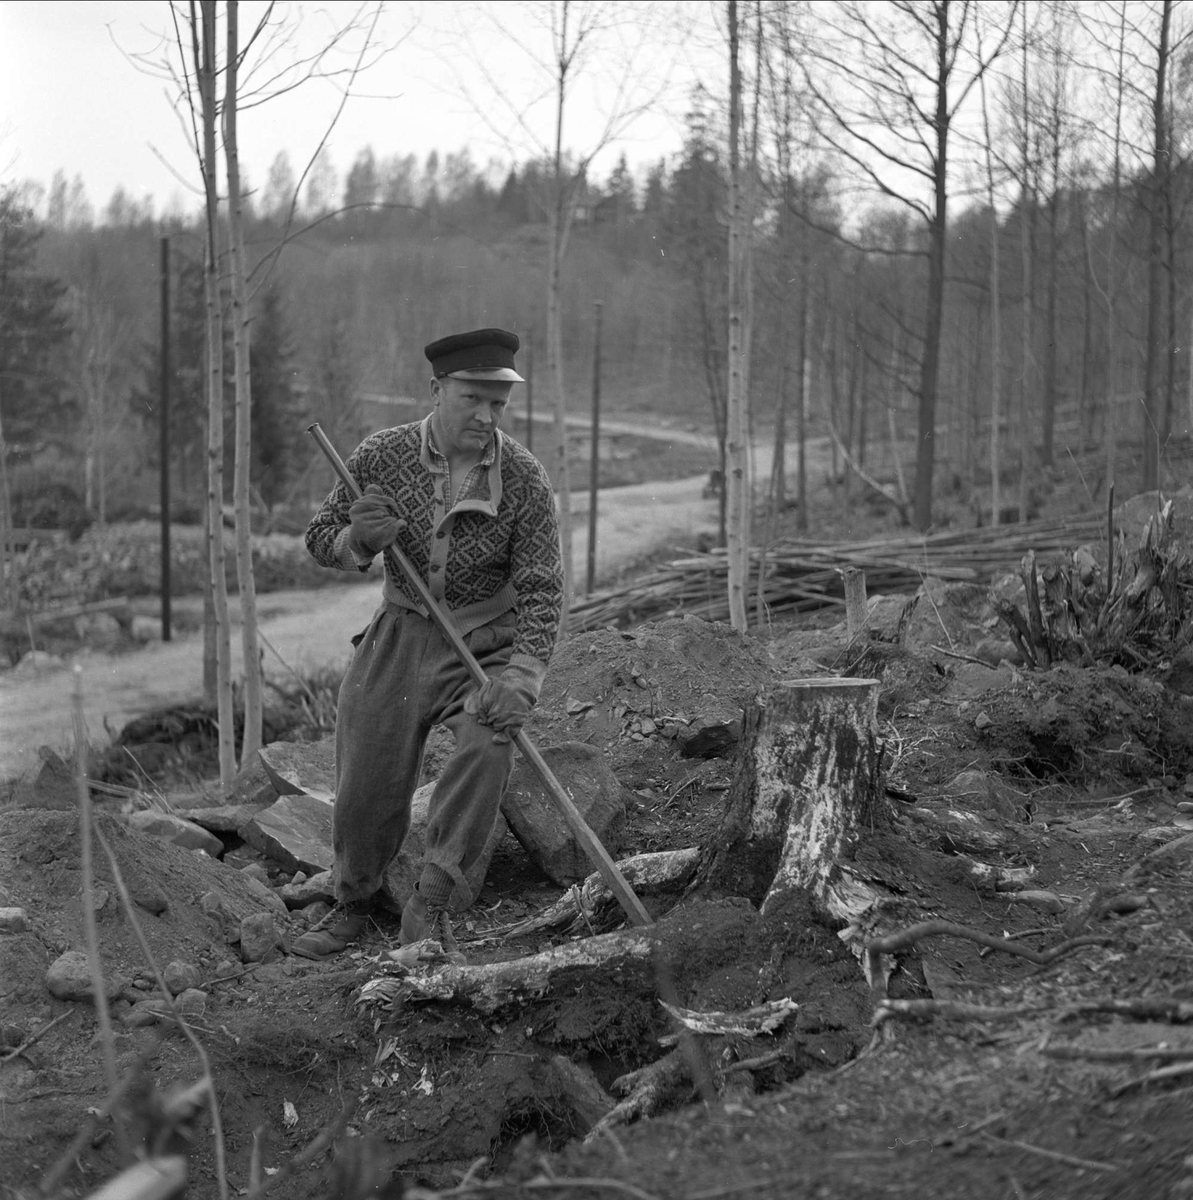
{"left": 694, "top": 677, "right": 887, "bottom": 928}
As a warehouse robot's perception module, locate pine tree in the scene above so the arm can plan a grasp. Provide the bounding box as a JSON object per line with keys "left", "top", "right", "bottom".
{"left": 0, "top": 187, "right": 72, "bottom": 457}
{"left": 249, "top": 285, "right": 301, "bottom": 509}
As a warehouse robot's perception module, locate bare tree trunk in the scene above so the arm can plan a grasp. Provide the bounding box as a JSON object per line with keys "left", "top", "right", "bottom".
{"left": 910, "top": 7, "right": 951, "bottom": 532}
{"left": 0, "top": 408, "right": 11, "bottom": 609}
{"left": 197, "top": 0, "right": 235, "bottom": 785}
{"left": 548, "top": 3, "right": 576, "bottom": 621}
{"left": 1142, "top": 0, "right": 1172, "bottom": 492}
{"left": 225, "top": 0, "right": 263, "bottom": 766}
{"left": 725, "top": 0, "right": 749, "bottom": 632}
{"left": 977, "top": 11, "right": 1001, "bottom": 525}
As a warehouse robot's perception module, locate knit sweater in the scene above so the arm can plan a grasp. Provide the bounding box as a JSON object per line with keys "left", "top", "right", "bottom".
{"left": 305, "top": 418, "right": 563, "bottom": 687}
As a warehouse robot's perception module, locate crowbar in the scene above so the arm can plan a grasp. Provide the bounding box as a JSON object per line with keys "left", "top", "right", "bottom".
{"left": 307, "top": 422, "right": 653, "bottom": 928}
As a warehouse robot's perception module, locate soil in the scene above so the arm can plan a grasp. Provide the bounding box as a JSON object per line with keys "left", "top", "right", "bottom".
{"left": 4, "top": 439, "right": 1193, "bottom": 1200}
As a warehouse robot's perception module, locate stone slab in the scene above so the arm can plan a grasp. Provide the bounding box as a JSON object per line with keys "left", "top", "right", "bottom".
{"left": 242, "top": 793, "right": 334, "bottom": 875}
{"left": 175, "top": 803, "right": 269, "bottom": 834}
{"left": 122, "top": 810, "right": 225, "bottom": 857}
{"left": 258, "top": 737, "right": 336, "bottom": 803}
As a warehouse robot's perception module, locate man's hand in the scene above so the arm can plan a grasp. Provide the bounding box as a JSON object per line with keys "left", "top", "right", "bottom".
{"left": 348, "top": 484, "right": 405, "bottom": 557}
{"left": 464, "top": 674, "right": 536, "bottom": 744}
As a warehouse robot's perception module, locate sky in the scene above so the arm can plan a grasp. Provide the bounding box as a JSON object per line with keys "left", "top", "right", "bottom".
{"left": 0, "top": 0, "right": 710, "bottom": 218}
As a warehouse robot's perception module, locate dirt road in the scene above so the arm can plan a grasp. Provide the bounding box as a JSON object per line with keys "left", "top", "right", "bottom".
{"left": 0, "top": 470, "right": 726, "bottom": 783}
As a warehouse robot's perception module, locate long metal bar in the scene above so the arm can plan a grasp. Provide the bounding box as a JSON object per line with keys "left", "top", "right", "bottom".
{"left": 306, "top": 422, "right": 653, "bottom": 928}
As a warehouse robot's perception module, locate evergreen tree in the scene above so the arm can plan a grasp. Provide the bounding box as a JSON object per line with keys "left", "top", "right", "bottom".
{"left": 0, "top": 187, "right": 72, "bottom": 456}
{"left": 249, "top": 285, "right": 302, "bottom": 508}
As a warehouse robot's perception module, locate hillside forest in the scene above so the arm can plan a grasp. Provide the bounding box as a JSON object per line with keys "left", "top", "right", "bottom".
{"left": 4, "top": 1, "right": 1193, "bottom": 558}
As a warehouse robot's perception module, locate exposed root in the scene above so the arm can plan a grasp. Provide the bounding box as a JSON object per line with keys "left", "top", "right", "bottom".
{"left": 586, "top": 1050, "right": 692, "bottom": 1139}
{"left": 863, "top": 919, "right": 1109, "bottom": 995}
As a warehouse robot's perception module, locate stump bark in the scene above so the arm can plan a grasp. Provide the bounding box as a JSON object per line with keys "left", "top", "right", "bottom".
{"left": 694, "top": 677, "right": 886, "bottom": 926}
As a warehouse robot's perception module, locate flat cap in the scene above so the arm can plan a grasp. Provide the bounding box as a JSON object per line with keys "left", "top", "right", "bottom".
{"left": 424, "top": 327, "right": 524, "bottom": 382}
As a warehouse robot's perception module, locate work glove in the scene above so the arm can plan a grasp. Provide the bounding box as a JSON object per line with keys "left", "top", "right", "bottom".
{"left": 464, "top": 670, "right": 537, "bottom": 744}
{"left": 347, "top": 484, "right": 405, "bottom": 558}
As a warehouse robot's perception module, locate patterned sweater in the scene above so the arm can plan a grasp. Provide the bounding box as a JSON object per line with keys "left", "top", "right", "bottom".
{"left": 305, "top": 418, "right": 563, "bottom": 687}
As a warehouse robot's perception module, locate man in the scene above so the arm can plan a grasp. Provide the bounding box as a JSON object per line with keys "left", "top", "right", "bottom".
{"left": 294, "top": 327, "right": 563, "bottom": 961}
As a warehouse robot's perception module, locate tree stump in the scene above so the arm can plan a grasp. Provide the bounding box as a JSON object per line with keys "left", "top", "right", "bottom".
{"left": 694, "top": 677, "right": 886, "bottom": 926}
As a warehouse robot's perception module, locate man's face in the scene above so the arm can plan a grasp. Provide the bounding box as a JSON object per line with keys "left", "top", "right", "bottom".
{"left": 431, "top": 375, "right": 513, "bottom": 456}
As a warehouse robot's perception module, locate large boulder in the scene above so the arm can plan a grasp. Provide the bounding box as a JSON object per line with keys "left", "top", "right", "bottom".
{"left": 381, "top": 783, "right": 508, "bottom": 913}
{"left": 501, "top": 742, "right": 628, "bottom": 886}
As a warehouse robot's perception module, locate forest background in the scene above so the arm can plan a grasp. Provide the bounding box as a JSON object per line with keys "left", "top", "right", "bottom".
{"left": 4, "top": 0, "right": 1193, "bottom": 575}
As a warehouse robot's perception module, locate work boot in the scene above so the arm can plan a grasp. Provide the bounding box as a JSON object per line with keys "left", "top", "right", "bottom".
{"left": 291, "top": 896, "right": 376, "bottom": 960}
{"left": 399, "top": 888, "right": 465, "bottom": 963}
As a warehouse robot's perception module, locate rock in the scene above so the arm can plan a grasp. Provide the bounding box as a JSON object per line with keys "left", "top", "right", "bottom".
{"left": 242, "top": 794, "right": 334, "bottom": 875}
{"left": 1004, "top": 890, "right": 1065, "bottom": 915}
{"left": 9, "top": 748, "right": 76, "bottom": 811}
{"left": 46, "top": 950, "right": 128, "bottom": 1002}
{"left": 225, "top": 754, "right": 283, "bottom": 807}
{"left": 302, "top": 901, "right": 333, "bottom": 926}
{"left": 124, "top": 998, "right": 171, "bottom": 1028}
{"left": 239, "top": 862, "right": 271, "bottom": 884}
{"left": 122, "top": 810, "right": 224, "bottom": 857}
{"left": 200, "top": 891, "right": 240, "bottom": 941}
{"left": 175, "top": 988, "right": 207, "bottom": 1018}
{"left": 241, "top": 875, "right": 288, "bottom": 917}
{"left": 278, "top": 870, "right": 335, "bottom": 910}
{"left": 163, "top": 960, "right": 202, "bottom": 995}
{"left": 258, "top": 736, "right": 337, "bottom": 802}
{"left": 381, "top": 782, "right": 508, "bottom": 912}
{"left": 902, "top": 804, "right": 1018, "bottom": 858}
{"left": 174, "top": 803, "right": 270, "bottom": 834}
{"left": 502, "top": 742, "right": 628, "bottom": 886}
{"left": 677, "top": 716, "right": 742, "bottom": 759}
{"left": 0, "top": 908, "right": 29, "bottom": 933}
{"left": 239, "top": 913, "right": 283, "bottom": 963}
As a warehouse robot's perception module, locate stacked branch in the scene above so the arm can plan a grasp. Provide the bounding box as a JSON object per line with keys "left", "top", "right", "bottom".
{"left": 569, "top": 515, "right": 1104, "bottom": 632}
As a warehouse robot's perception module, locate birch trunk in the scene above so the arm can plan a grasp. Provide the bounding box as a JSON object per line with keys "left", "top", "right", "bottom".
{"left": 224, "top": 0, "right": 263, "bottom": 766}
{"left": 197, "top": 0, "right": 235, "bottom": 785}
{"left": 725, "top": 0, "right": 749, "bottom": 632}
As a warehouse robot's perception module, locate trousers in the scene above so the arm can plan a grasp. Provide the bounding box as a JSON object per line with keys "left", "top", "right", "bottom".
{"left": 332, "top": 602, "right": 517, "bottom": 906}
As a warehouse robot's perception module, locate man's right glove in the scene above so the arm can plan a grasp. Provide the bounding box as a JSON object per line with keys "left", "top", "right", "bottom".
{"left": 464, "top": 671, "right": 537, "bottom": 744}
{"left": 347, "top": 484, "right": 405, "bottom": 558}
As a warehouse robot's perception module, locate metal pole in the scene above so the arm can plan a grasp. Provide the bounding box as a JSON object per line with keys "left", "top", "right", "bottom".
{"left": 159, "top": 235, "right": 172, "bottom": 642}
{"left": 524, "top": 338, "right": 534, "bottom": 454}
{"left": 305, "top": 422, "right": 652, "bottom": 928}
{"left": 586, "top": 301, "right": 603, "bottom": 595}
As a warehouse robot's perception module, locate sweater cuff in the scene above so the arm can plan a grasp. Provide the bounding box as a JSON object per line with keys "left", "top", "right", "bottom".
{"left": 502, "top": 654, "right": 548, "bottom": 702}
{"left": 334, "top": 526, "right": 374, "bottom": 572}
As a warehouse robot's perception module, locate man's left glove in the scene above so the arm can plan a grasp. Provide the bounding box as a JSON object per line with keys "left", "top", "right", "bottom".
{"left": 464, "top": 670, "right": 537, "bottom": 744}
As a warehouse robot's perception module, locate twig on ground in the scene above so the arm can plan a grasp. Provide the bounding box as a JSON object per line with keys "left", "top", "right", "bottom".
{"left": 863, "top": 920, "right": 1108, "bottom": 990}
{"left": 721, "top": 1047, "right": 791, "bottom": 1075}
{"left": 980, "top": 1131, "right": 1120, "bottom": 1173}
{"left": 978, "top": 928, "right": 1051, "bottom": 957}
{"left": 930, "top": 644, "right": 996, "bottom": 668}
{"left": 407, "top": 1178, "right": 663, "bottom": 1200}
{"left": 1041, "top": 1045, "right": 1193, "bottom": 1064}
{"left": 1109, "top": 1060, "right": 1193, "bottom": 1096}
{"left": 0, "top": 1010, "right": 74, "bottom": 1064}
